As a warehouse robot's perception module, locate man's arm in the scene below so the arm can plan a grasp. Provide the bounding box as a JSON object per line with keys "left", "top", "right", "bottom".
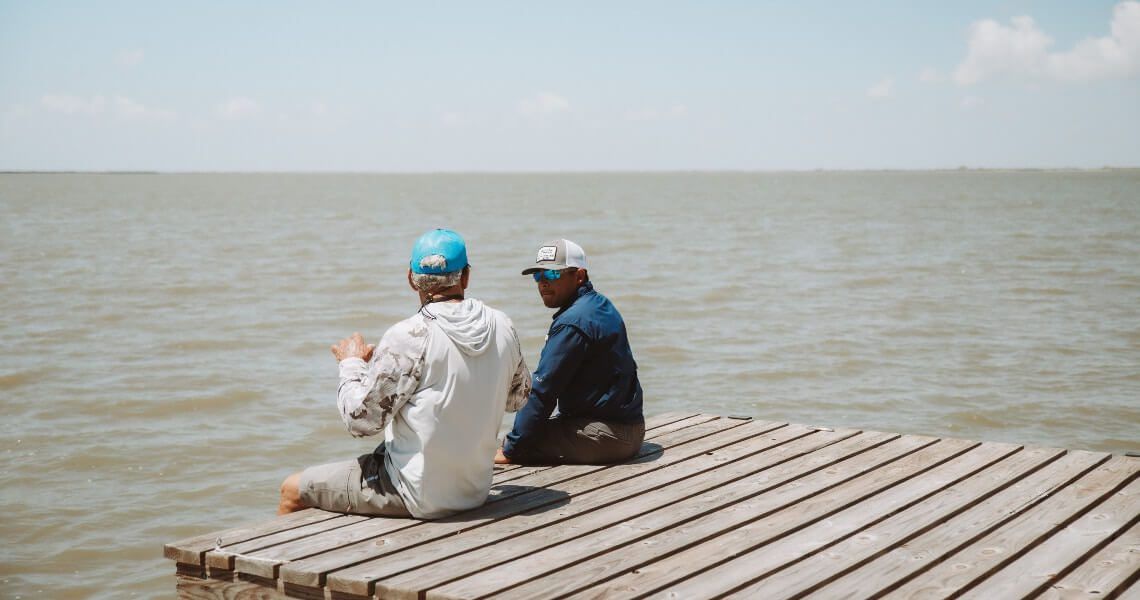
{"left": 505, "top": 326, "right": 532, "bottom": 413}
{"left": 334, "top": 324, "right": 428, "bottom": 437}
{"left": 501, "top": 324, "right": 588, "bottom": 459}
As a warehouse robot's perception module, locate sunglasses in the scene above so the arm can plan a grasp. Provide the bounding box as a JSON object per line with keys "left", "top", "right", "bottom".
{"left": 532, "top": 268, "right": 576, "bottom": 282}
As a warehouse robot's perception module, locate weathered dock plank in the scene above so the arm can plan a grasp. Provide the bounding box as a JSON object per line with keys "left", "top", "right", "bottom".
{"left": 230, "top": 415, "right": 752, "bottom": 580}
{"left": 357, "top": 424, "right": 853, "bottom": 599}
{"left": 176, "top": 573, "right": 285, "bottom": 599}
{"left": 164, "top": 414, "right": 1140, "bottom": 600}
{"left": 882, "top": 455, "right": 1139, "bottom": 599}
{"left": 320, "top": 419, "right": 796, "bottom": 596}
{"left": 164, "top": 507, "right": 341, "bottom": 566}
{"left": 573, "top": 440, "right": 1019, "bottom": 599}
{"left": 275, "top": 416, "right": 770, "bottom": 589}
{"left": 198, "top": 409, "right": 722, "bottom": 578}
{"left": 205, "top": 513, "right": 372, "bottom": 570}
{"left": 712, "top": 445, "right": 1067, "bottom": 599}
{"left": 959, "top": 477, "right": 1139, "bottom": 599}
{"left": 423, "top": 431, "right": 915, "bottom": 599}
{"left": 1038, "top": 518, "right": 1140, "bottom": 599}
{"left": 769, "top": 449, "right": 1113, "bottom": 599}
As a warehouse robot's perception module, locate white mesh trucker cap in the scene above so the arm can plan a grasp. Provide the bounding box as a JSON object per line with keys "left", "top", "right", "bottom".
{"left": 520, "top": 239, "right": 588, "bottom": 275}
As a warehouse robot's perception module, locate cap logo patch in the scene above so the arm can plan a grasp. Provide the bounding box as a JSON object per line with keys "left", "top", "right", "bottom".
{"left": 418, "top": 254, "right": 448, "bottom": 270}
{"left": 536, "top": 246, "right": 558, "bottom": 262}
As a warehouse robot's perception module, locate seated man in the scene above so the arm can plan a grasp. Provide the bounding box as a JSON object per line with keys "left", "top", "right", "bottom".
{"left": 280, "top": 228, "right": 530, "bottom": 519}
{"left": 495, "top": 239, "right": 644, "bottom": 465}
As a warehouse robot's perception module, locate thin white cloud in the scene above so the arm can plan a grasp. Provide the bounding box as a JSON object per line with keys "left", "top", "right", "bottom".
{"left": 117, "top": 49, "right": 145, "bottom": 68}
{"left": 918, "top": 67, "right": 944, "bottom": 83}
{"left": 867, "top": 78, "right": 894, "bottom": 98}
{"left": 960, "top": 95, "right": 984, "bottom": 110}
{"left": 440, "top": 111, "right": 463, "bottom": 126}
{"left": 625, "top": 104, "right": 688, "bottom": 121}
{"left": 112, "top": 96, "right": 175, "bottom": 120}
{"left": 518, "top": 92, "right": 570, "bottom": 117}
{"left": 42, "top": 94, "right": 106, "bottom": 115}
{"left": 954, "top": 1, "right": 1140, "bottom": 85}
{"left": 217, "top": 97, "right": 261, "bottom": 120}
{"left": 40, "top": 94, "right": 174, "bottom": 120}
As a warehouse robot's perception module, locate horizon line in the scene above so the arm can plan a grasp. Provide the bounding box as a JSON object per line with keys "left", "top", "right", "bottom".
{"left": 3, "top": 166, "right": 1139, "bottom": 176}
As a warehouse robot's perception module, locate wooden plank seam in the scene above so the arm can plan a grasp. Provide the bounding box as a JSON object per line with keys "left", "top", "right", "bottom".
{"left": 337, "top": 423, "right": 826, "bottom": 594}
{"left": 164, "top": 508, "right": 346, "bottom": 566}
{"left": 220, "top": 414, "right": 733, "bottom": 580}
{"left": 273, "top": 418, "right": 777, "bottom": 589}
{"left": 1038, "top": 512, "right": 1140, "bottom": 599}
{"left": 345, "top": 428, "right": 868, "bottom": 597}
{"left": 691, "top": 442, "right": 1023, "bottom": 599}
{"left": 778, "top": 447, "right": 1078, "bottom": 599}
{"left": 163, "top": 415, "right": 1140, "bottom": 600}
{"left": 863, "top": 450, "right": 1116, "bottom": 599}
{"left": 675, "top": 440, "right": 1015, "bottom": 599}
{"left": 414, "top": 433, "right": 922, "bottom": 599}
{"left": 969, "top": 471, "right": 1140, "bottom": 600}
{"left": 251, "top": 418, "right": 772, "bottom": 589}
{"left": 555, "top": 437, "right": 980, "bottom": 600}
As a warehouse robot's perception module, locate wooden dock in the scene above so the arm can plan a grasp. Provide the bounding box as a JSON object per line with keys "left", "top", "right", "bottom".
{"left": 165, "top": 413, "right": 1140, "bottom": 599}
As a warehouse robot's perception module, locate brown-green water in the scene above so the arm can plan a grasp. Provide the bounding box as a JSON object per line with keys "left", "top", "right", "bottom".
{"left": 1, "top": 171, "right": 1137, "bottom": 598}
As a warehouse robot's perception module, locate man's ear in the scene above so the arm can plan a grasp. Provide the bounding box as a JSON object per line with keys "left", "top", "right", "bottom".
{"left": 460, "top": 265, "right": 471, "bottom": 290}
{"left": 407, "top": 269, "right": 416, "bottom": 291}
{"left": 576, "top": 269, "right": 588, "bottom": 285}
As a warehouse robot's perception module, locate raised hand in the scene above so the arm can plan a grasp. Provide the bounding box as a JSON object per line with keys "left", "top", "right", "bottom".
{"left": 331, "top": 332, "right": 376, "bottom": 362}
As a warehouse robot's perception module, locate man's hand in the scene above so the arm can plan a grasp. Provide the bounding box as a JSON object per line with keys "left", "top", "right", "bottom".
{"left": 493, "top": 447, "right": 512, "bottom": 465}
{"left": 331, "top": 332, "right": 376, "bottom": 363}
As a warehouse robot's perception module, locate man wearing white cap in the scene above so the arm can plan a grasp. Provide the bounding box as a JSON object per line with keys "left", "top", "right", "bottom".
{"left": 279, "top": 229, "right": 531, "bottom": 518}
{"left": 495, "top": 239, "right": 645, "bottom": 465}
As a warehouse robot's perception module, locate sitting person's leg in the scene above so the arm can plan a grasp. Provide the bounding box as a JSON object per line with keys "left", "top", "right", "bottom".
{"left": 511, "top": 416, "right": 645, "bottom": 464}
{"left": 286, "top": 445, "right": 412, "bottom": 517}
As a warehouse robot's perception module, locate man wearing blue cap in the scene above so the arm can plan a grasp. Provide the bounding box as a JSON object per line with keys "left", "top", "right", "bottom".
{"left": 279, "top": 229, "right": 531, "bottom": 518}
{"left": 495, "top": 238, "right": 644, "bottom": 465}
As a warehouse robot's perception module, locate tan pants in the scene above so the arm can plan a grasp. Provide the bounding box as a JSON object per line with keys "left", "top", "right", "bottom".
{"left": 510, "top": 416, "right": 645, "bottom": 465}
{"left": 298, "top": 445, "right": 412, "bottom": 517}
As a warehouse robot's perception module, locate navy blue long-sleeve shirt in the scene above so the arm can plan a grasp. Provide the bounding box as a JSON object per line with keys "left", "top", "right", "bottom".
{"left": 503, "top": 281, "right": 643, "bottom": 458}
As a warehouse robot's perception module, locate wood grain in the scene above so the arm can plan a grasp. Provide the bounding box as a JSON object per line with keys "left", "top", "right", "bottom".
{"left": 163, "top": 414, "right": 1140, "bottom": 600}
{"left": 579, "top": 440, "right": 1018, "bottom": 600}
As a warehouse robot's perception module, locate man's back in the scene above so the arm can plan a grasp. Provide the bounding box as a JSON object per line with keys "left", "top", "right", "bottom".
{"left": 540, "top": 282, "right": 643, "bottom": 422}
{"left": 279, "top": 228, "right": 531, "bottom": 519}
{"left": 386, "top": 298, "right": 525, "bottom": 518}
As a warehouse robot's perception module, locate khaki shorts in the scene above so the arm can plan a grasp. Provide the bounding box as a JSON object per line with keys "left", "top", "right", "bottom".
{"left": 299, "top": 444, "right": 411, "bottom": 517}
{"left": 509, "top": 416, "right": 646, "bottom": 465}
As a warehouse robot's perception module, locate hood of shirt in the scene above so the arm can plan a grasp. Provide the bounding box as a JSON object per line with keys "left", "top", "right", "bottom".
{"left": 426, "top": 298, "right": 496, "bottom": 356}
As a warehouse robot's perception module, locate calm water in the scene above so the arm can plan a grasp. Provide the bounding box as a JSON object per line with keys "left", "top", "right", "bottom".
{"left": 1, "top": 172, "right": 1138, "bottom": 597}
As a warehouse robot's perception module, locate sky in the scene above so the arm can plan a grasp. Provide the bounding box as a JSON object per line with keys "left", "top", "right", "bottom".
{"left": 1, "top": 1, "right": 1138, "bottom": 172}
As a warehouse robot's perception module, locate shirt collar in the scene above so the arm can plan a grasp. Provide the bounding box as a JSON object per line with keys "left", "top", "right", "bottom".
{"left": 552, "top": 281, "right": 594, "bottom": 320}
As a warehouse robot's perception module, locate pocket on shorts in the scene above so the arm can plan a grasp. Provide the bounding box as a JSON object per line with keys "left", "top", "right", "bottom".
{"left": 582, "top": 422, "right": 621, "bottom": 441}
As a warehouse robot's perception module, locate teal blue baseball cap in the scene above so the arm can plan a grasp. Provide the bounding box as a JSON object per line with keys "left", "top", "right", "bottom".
{"left": 410, "top": 228, "right": 468, "bottom": 274}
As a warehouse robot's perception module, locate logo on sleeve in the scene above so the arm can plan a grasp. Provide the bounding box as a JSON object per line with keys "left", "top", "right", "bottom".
{"left": 536, "top": 246, "right": 557, "bottom": 262}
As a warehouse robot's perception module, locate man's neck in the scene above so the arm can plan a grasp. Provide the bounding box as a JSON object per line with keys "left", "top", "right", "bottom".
{"left": 419, "top": 285, "right": 465, "bottom": 305}
{"left": 557, "top": 282, "right": 590, "bottom": 310}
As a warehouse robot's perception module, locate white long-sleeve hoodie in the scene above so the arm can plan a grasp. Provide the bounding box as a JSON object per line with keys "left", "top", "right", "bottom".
{"left": 336, "top": 298, "right": 530, "bottom": 518}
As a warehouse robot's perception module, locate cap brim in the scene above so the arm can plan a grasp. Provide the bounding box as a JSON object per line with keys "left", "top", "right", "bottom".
{"left": 521, "top": 263, "right": 567, "bottom": 275}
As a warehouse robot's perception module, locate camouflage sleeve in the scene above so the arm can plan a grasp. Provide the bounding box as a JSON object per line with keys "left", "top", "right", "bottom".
{"left": 336, "top": 318, "right": 429, "bottom": 437}
{"left": 505, "top": 322, "right": 531, "bottom": 413}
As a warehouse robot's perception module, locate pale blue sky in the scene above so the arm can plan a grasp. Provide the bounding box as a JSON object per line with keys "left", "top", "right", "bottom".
{"left": 1, "top": 1, "right": 1137, "bottom": 171}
